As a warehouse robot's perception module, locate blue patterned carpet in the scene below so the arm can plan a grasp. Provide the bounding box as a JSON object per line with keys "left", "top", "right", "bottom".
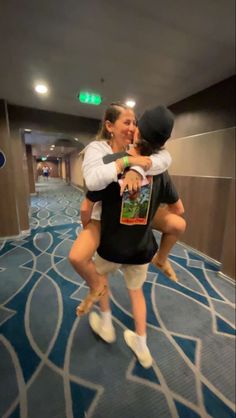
{"left": 0, "top": 180, "right": 235, "bottom": 418}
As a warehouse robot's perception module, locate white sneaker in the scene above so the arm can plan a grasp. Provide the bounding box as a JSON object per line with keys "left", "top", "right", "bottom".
{"left": 89, "top": 312, "right": 116, "bottom": 343}
{"left": 124, "top": 329, "right": 153, "bottom": 368}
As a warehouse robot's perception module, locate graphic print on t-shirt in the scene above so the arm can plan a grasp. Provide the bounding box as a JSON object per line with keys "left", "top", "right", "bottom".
{"left": 120, "top": 177, "right": 153, "bottom": 225}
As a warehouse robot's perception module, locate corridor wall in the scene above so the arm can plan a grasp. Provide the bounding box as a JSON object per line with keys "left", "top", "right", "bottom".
{"left": 0, "top": 103, "right": 99, "bottom": 238}
{"left": 70, "top": 151, "right": 84, "bottom": 190}
{"left": 168, "top": 76, "right": 235, "bottom": 279}
{"left": 0, "top": 100, "right": 29, "bottom": 237}
{"left": 61, "top": 159, "right": 66, "bottom": 180}
{"left": 26, "top": 144, "right": 36, "bottom": 194}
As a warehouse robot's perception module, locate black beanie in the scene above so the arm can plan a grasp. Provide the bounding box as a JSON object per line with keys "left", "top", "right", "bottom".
{"left": 138, "top": 105, "right": 174, "bottom": 146}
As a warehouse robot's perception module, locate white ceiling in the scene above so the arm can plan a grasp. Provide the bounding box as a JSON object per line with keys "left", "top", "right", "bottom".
{"left": 0, "top": 0, "right": 235, "bottom": 122}
{"left": 25, "top": 131, "right": 85, "bottom": 158}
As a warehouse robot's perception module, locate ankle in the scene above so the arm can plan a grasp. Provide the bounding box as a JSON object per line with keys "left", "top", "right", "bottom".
{"left": 100, "top": 310, "right": 113, "bottom": 328}
{"left": 135, "top": 333, "right": 148, "bottom": 352}
{"left": 155, "top": 253, "right": 167, "bottom": 265}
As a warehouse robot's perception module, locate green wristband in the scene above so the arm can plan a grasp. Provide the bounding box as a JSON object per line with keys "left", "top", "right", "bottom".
{"left": 122, "top": 156, "right": 129, "bottom": 168}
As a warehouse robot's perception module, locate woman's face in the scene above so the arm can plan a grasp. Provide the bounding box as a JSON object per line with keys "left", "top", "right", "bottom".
{"left": 107, "top": 108, "right": 136, "bottom": 151}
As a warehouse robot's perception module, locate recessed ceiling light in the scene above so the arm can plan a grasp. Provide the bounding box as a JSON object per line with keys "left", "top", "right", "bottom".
{"left": 126, "top": 100, "right": 136, "bottom": 108}
{"left": 74, "top": 137, "right": 79, "bottom": 141}
{"left": 35, "top": 84, "right": 48, "bottom": 94}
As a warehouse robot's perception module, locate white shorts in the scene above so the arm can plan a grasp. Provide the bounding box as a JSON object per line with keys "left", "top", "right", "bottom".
{"left": 94, "top": 253, "right": 149, "bottom": 290}
{"left": 91, "top": 201, "right": 102, "bottom": 221}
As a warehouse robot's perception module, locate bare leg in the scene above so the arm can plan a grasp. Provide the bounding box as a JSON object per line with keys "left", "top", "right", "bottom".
{"left": 128, "top": 288, "right": 147, "bottom": 335}
{"left": 89, "top": 275, "right": 116, "bottom": 343}
{"left": 151, "top": 206, "right": 186, "bottom": 281}
{"left": 98, "top": 275, "right": 111, "bottom": 312}
{"left": 69, "top": 220, "right": 107, "bottom": 315}
{"left": 124, "top": 286, "right": 152, "bottom": 368}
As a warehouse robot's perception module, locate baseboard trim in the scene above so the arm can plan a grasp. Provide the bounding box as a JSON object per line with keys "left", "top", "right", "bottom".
{"left": 178, "top": 240, "right": 236, "bottom": 282}
{"left": 153, "top": 230, "right": 222, "bottom": 268}
{"left": 218, "top": 271, "right": 236, "bottom": 284}
{"left": 20, "top": 229, "right": 31, "bottom": 237}
{"left": 178, "top": 240, "right": 222, "bottom": 268}
{"left": 0, "top": 228, "right": 31, "bottom": 242}
{"left": 71, "top": 183, "right": 85, "bottom": 193}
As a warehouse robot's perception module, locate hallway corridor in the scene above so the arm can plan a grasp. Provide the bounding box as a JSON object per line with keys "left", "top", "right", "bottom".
{"left": 0, "top": 180, "right": 235, "bottom": 418}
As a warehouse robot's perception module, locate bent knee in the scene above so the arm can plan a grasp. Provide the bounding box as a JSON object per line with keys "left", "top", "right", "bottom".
{"left": 68, "top": 251, "right": 78, "bottom": 267}
{"left": 157, "top": 214, "right": 186, "bottom": 235}
{"left": 68, "top": 248, "right": 87, "bottom": 268}
{"left": 172, "top": 216, "right": 186, "bottom": 235}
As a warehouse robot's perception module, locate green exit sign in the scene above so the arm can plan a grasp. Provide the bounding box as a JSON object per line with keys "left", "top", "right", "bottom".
{"left": 77, "top": 91, "right": 102, "bottom": 105}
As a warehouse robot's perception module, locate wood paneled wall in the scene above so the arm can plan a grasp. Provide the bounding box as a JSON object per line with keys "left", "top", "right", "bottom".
{"left": 167, "top": 76, "right": 235, "bottom": 279}
{"left": 11, "top": 130, "right": 30, "bottom": 232}
{"left": 220, "top": 179, "right": 235, "bottom": 279}
{"left": 172, "top": 175, "right": 234, "bottom": 277}
{"left": 26, "top": 145, "right": 36, "bottom": 194}
{"left": 0, "top": 100, "right": 20, "bottom": 236}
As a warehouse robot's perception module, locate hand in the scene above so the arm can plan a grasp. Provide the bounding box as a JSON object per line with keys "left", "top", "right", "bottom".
{"left": 80, "top": 212, "right": 91, "bottom": 228}
{"left": 80, "top": 198, "right": 94, "bottom": 228}
{"left": 128, "top": 156, "right": 152, "bottom": 171}
{"left": 119, "top": 170, "right": 142, "bottom": 195}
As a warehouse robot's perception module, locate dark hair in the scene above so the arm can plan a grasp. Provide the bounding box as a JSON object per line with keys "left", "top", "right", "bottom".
{"left": 135, "top": 138, "right": 163, "bottom": 156}
{"left": 138, "top": 106, "right": 174, "bottom": 150}
{"left": 97, "top": 102, "right": 134, "bottom": 140}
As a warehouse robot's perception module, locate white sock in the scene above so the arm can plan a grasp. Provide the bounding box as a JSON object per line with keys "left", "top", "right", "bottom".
{"left": 136, "top": 334, "right": 148, "bottom": 352}
{"left": 100, "top": 310, "right": 113, "bottom": 328}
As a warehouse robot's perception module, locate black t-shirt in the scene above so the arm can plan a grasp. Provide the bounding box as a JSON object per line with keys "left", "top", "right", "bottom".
{"left": 86, "top": 152, "right": 179, "bottom": 264}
